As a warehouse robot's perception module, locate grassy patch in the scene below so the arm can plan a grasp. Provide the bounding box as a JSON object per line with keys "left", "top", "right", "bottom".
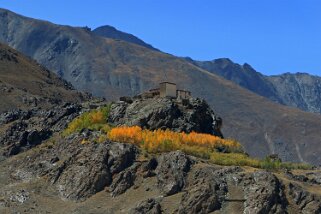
{"left": 259, "top": 157, "right": 312, "bottom": 170}
{"left": 63, "top": 105, "right": 111, "bottom": 136}
{"left": 210, "top": 152, "right": 261, "bottom": 167}
{"left": 210, "top": 153, "right": 312, "bottom": 170}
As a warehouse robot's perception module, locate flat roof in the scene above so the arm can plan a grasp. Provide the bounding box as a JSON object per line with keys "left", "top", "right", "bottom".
{"left": 160, "top": 81, "right": 176, "bottom": 85}
{"left": 177, "top": 89, "right": 191, "bottom": 93}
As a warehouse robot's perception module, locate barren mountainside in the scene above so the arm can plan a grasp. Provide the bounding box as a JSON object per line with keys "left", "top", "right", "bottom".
{"left": 0, "top": 8, "right": 321, "bottom": 165}
{"left": 190, "top": 58, "right": 321, "bottom": 114}
{"left": 0, "top": 43, "right": 87, "bottom": 112}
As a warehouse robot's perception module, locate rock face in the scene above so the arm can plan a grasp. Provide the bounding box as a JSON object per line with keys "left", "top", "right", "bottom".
{"left": 0, "top": 103, "right": 82, "bottom": 157}
{"left": 267, "top": 73, "right": 321, "bottom": 114}
{"left": 1, "top": 124, "right": 321, "bottom": 213}
{"left": 51, "top": 140, "right": 138, "bottom": 200}
{"left": 108, "top": 97, "right": 224, "bottom": 137}
{"left": 155, "top": 151, "right": 191, "bottom": 196}
{"left": 288, "top": 183, "right": 321, "bottom": 213}
{"left": 179, "top": 166, "right": 233, "bottom": 213}
{"left": 242, "top": 171, "right": 287, "bottom": 213}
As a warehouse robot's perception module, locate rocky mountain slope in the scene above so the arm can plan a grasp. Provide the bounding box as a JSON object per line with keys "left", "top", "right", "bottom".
{"left": 1, "top": 8, "right": 321, "bottom": 165}
{"left": 0, "top": 42, "right": 95, "bottom": 160}
{"left": 0, "top": 42, "right": 87, "bottom": 112}
{"left": 190, "top": 58, "right": 321, "bottom": 114}
{"left": 1, "top": 96, "right": 321, "bottom": 213}
{"left": 93, "top": 25, "right": 158, "bottom": 51}
{"left": 2, "top": 139, "right": 321, "bottom": 214}
{"left": 267, "top": 73, "right": 321, "bottom": 113}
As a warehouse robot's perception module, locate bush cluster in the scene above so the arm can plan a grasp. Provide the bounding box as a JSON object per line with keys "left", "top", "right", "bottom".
{"left": 63, "top": 105, "right": 111, "bottom": 135}
{"left": 107, "top": 126, "right": 243, "bottom": 154}
{"left": 63, "top": 108, "right": 312, "bottom": 170}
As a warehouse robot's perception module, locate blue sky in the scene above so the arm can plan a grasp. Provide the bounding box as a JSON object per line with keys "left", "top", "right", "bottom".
{"left": 0, "top": 0, "right": 320, "bottom": 76}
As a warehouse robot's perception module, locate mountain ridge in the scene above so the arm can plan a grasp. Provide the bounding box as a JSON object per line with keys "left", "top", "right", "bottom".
{"left": 93, "top": 25, "right": 158, "bottom": 51}
{"left": 190, "top": 57, "right": 321, "bottom": 114}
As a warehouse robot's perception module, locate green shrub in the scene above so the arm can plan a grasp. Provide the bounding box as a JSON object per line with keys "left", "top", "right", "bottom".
{"left": 63, "top": 105, "right": 111, "bottom": 136}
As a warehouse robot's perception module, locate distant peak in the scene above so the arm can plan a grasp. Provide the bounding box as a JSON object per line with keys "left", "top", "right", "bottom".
{"left": 243, "top": 63, "right": 254, "bottom": 70}
{"left": 94, "top": 25, "right": 117, "bottom": 31}
{"left": 213, "top": 58, "right": 233, "bottom": 63}
{"left": 93, "top": 25, "right": 158, "bottom": 51}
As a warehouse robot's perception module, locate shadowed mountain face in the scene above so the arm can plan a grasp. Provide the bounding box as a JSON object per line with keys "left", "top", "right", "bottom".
{"left": 0, "top": 8, "right": 321, "bottom": 164}
{"left": 93, "top": 25, "right": 158, "bottom": 51}
{"left": 190, "top": 58, "right": 321, "bottom": 114}
{"left": 0, "top": 42, "right": 86, "bottom": 112}
{"left": 267, "top": 73, "right": 321, "bottom": 113}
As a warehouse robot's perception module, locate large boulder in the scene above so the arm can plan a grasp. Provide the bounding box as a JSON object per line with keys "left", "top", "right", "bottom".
{"left": 242, "top": 171, "right": 287, "bottom": 214}
{"left": 178, "top": 165, "right": 240, "bottom": 214}
{"left": 108, "top": 97, "right": 223, "bottom": 137}
{"left": 51, "top": 143, "right": 112, "bottom": 200}
{"left": 155, "top": 151, "right": 191, "bottom": 196}
{"left": 48, "top": 140, "right": 139, "bottom": 200}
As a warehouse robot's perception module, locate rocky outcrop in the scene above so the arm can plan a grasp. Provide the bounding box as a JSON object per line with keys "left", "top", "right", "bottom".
{"left": 14, "top": 132, "right": 139, "bottom": 201}
{"left": 108, "top": 97, "right": 223, "bottom": 138}
{"left": 0, "top": 103, "right": 82, "bottom": 157}
{"left": 155, "top": 151, "right": 191, "bottom": 196}
{"left": 242, "top": 171, "right": 287, "bottom": 214}
{"left": 51, "top": 143, "right": 112, "bottom": 200}
{"left": 288, "top": 182, "right": 321, "bottom": 213}
{"left": 51, "top": 144, "right": 136, "bottom": 200}
{"left": 51, "top": 141, "right": 138, "bottom": 200}
{"left": 0, "top": 109, "right": 31, "bottom": 124}
{"left": 129, "top": 198, "right": 162, "bottom": 214}
{"left": 178, "top": 166, "right": 234, "bottom": 213}
{"left": 1, "top": 132, "right": 321, "bottom": 213}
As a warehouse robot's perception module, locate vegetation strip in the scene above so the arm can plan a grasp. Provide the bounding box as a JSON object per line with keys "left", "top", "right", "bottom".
{"left": 63, "top": 107, "right": 312, "bottom": 170}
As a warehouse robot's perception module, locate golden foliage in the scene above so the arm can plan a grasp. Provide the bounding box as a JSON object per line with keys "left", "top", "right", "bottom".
{"left": 107, "top": 126, "right": 312, "bottom": 170}
{"left": 107, "top": 126, "right": 242, "bottom": 154}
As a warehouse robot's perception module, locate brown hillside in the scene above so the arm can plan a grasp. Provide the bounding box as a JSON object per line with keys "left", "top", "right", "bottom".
{"left": 0, "top": 42, "right": 86, "bottom": 112}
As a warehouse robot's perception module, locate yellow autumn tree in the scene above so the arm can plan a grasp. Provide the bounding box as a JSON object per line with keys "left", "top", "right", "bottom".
{"left": 107, "top": 126, "right": 242, "bottom": 154}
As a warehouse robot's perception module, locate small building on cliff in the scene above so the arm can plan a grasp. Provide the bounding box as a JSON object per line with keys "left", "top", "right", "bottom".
{"left": 140, "top": 82, "right": 191, "bottom": 99}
